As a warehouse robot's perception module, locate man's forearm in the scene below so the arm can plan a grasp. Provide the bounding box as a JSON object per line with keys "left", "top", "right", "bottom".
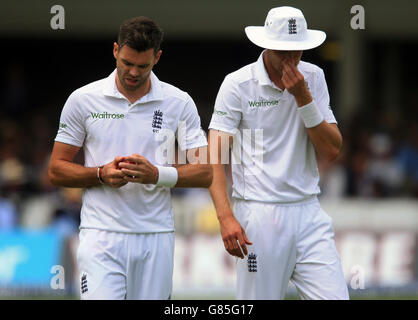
{"left": 174, "top": 164, "right": 213, "bottom": 188}
{"left": 49, "top": 160, "right": 100, "bottom": 188}
{"left": 307, "top": 122, "right": 342, "bottom": 162}
{"left": 293, "top": 93, "right": 342, "bottom": 162}
{"left": 282, "top": 62, "right": 342, "bottom": 162}
{"left": 296, "top": 98, "right": 342, "bottom": 161}
{"left": 209, "top": 164, "right": 234, "bottom": 221}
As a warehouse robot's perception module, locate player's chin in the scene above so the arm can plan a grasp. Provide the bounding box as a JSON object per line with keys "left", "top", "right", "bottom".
{"left": 122, "top": 79, "right": 141, "bottom": 90}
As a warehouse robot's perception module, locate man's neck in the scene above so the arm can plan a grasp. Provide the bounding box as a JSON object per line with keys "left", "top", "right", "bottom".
{"left": 115, "top": 75, "right": 151, "bottom": 104}
{"left": 262, "top": 52, "right": 285, "bottom": 91}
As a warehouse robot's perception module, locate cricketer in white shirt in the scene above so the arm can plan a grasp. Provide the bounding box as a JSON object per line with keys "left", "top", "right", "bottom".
{"left": 55, "top": 69, "right": 208, "bottom": 233}
{"left": 208, "top": 50, "right": 349, "bottom": 300}
{"left": 210, "top": 52, "right": 337, "bottom": 202}
{"left": 49, "top": 36, "right": 211, "bottom": 299}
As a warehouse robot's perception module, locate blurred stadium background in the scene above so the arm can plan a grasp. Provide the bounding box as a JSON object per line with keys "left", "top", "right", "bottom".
{"left": 0, "top": 0, "right": 417, "bottom": 300}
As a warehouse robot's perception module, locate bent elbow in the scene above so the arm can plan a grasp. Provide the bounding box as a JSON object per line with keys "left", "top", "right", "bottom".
{"left": 326, "top": 146, "right": 340, "bottom": 162}
{"left": 48, "top": 165, "right": 59, "bottom": 186}
{"left": 325, "top": 135, "right": 343, "bottom": 162}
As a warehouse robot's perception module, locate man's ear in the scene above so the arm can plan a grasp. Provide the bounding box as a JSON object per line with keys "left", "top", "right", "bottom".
{"left": 154, "top": 50, "right": 162, "bottom": 65}
{"left": 113, "top": 42, "right": 119, "bottom": 59}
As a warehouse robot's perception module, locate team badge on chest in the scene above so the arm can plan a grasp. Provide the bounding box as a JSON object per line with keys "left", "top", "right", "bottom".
{"left": 152, "top": 109, "right": 163, "bottom": 133}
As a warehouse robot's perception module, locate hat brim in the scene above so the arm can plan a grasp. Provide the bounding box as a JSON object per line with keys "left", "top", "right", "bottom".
{"left": 245, "top": 26, "right": 326, "bottom": 51}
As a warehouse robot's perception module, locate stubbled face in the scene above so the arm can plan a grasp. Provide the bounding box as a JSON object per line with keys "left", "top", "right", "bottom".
{"left": 113, "top": 43, "right": 161, "bottom": 92}
{"left": 265, "top": 49, "right": 303, "bottom": 74}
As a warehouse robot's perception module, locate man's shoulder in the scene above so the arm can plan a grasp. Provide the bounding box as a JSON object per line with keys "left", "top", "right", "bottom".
{"left": 70, "top": 77, "right": 107, "bottom": 99}
{"left": 223, "top": 61, "right": 257, "bottom": 86}
{"left": 158, "top": 79, "right": 191, "bottom": 103}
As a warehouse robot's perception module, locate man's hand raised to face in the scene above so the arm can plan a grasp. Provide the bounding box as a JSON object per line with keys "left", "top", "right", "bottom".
{"left": 281, "top": 60, "right": 313, "bottom": 107}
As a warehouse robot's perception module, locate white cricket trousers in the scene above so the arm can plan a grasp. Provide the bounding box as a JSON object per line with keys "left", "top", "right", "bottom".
{"left": 76, "top": 229, "right": 174, "bottom": 300}
{"left": 234, "top": 197, "right": 349, "bottom": 300}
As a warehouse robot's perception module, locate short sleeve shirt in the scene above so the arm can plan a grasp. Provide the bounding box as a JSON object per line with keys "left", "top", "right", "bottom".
{"left": 209, "top": 52, "right": 337, "bottom": 202}
{"left": 55, "top": 70, "right": 207, "bottom": 232}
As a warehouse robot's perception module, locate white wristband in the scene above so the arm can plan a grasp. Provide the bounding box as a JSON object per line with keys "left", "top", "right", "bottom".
{"left": 155, "top": 165, "right": 178, "bottom": 187}
{"left": 298, "top": 101, "right": 324, "bottom": 128}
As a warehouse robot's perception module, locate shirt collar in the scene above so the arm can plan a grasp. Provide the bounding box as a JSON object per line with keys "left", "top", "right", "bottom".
{"left": 253, "top": 50, "right": 276, "bottom": 87}
{"left": 103, "top": 69, "right": 164, "bottom": 103}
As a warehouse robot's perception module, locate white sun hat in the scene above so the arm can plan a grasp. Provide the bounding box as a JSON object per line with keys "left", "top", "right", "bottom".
{"left": 245, "top": 6, "right": 326, "bottom": 51}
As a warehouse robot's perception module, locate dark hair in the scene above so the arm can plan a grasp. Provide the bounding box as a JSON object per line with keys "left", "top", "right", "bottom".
{"left": 117, "top": 16, "right": 164, "bottom": 54}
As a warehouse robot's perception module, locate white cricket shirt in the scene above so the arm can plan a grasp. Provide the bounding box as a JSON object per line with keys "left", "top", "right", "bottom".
{"left": 209, "top": 52, "right": 337, "bottom": 202}
{"left": 55, "top": 70, "right": 207, "bottom": 233}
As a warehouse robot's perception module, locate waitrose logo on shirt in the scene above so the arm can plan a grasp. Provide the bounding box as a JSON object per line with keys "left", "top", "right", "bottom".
{"left": 90, "top": 112, "right": 125, "bottom": 119}
{"left": 248, "top": 99, "right": 279, "bottom": 108}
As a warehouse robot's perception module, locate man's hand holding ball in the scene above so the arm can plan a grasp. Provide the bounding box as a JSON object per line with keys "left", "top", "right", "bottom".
{"left": 118, "top": 154, "right": 159, "bottom": 184}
